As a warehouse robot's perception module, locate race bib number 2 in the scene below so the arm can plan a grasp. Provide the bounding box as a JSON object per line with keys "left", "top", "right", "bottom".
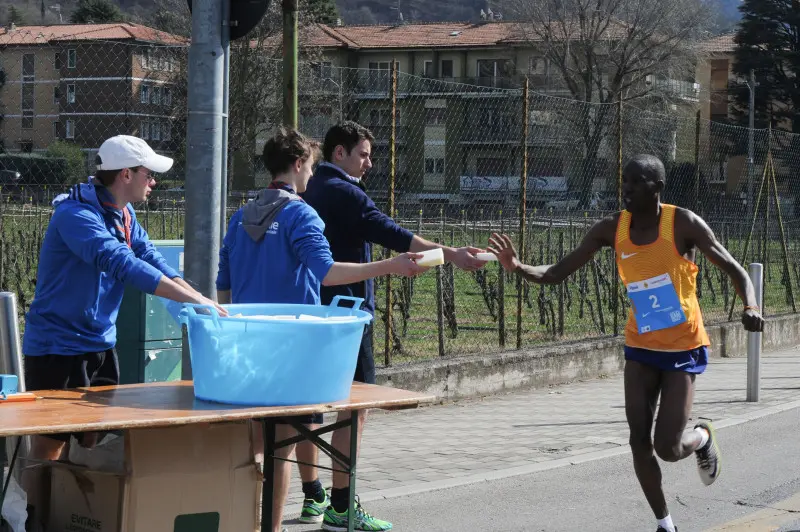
{"left": 627, "top": 274, "right": 686, "bottom": 334}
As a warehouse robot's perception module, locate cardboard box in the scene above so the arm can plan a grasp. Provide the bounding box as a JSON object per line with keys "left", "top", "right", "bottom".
{"left": 48, "top": 422, "right": 260, "bottom": 532}
{"left": 49, "top": 466, "right": 123, "bottom": 532}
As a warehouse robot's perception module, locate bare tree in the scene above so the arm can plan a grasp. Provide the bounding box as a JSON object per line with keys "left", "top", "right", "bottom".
{"left": 504, "top": 0, "right": 711, "bottom": 204}
{"left": 146, "top": 0, "right": 327, "bottom": 190}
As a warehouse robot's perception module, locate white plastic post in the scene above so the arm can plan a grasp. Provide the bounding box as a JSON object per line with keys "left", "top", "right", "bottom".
{"left": 746, "top": 263, "right": 763, "bottom": 402}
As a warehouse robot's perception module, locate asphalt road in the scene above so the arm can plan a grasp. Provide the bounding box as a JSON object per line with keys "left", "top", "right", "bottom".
{"left": 286, "top": 407, "right": 800, "bottom": 531}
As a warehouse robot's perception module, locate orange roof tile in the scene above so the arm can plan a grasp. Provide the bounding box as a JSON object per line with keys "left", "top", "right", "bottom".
{"left": 0, "top": 23, "right": 186, "bottom": 46}
{"left": 300, "top": 20, "right": 632, "bottom": 50}
{"left": 326, "top": 22, "right": 523, "bottom": 49}
{"left": 701, "top": 33, "right": 735, "bottom": 53}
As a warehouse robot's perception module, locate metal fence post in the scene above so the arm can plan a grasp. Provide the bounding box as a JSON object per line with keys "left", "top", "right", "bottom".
{"left": 436, "top": 264, "right": 445, "bottom": 358}
{"left": 613, "top": 98, "right": 623, "bottom": 336}
{"left": 747, "top": 263, "right": 763, "bottom": 402}
{"left": 516, "top": 77, "right": 529, "bottom": 350}
{"left": 282, "top": 0, "right": 299, "bottom": 127}
{"left": 694, "top": 110, "right": 701, "bottom": 214}
{"left": 384, "top": 59, "right": 398, "bottom": 367}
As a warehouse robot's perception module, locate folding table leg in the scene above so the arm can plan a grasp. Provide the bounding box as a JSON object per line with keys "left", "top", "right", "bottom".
{"left": 261, "top": 420, "right": 276, "bottom": 532}
{"left": 347, "top": 411, "right": 360, "bottom": 532}
{"left": 0, "top": 436, "right": 6, "bottom": 506}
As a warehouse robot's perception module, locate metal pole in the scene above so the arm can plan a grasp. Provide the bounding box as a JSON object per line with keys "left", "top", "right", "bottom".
{"left": 384, "top": 60, "right": 398, "bottom": 367}
{"left": 747, "top": 69, "right": 755, "bottom": 220}
{"left": 0, "top": 294, "right": 24, "bottom": 389}
{"left": 746, "top": 263, "right": 763, "bottom": 402}
{"left": 614, "top": 98, "right": 623, "bottom": 336}
{"left": 183, "top": 0, "right": 225, "bottom": 376}
{"left": 517, "top": 78, "right": 529, "bottom": 350}
{"left": 0, "top": 292, "right": 29, "bottom": 463}
{"left": 282, "top": 0, "right": 298, "bottom": 127}
{"left": 694, "top": 110, "right": 701, "bottom": 213}
{"left": 220, "top": 0, "right": 230, "bottom": 240}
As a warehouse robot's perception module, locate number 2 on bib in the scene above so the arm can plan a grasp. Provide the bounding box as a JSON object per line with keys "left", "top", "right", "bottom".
{"left": 627, "top": 274, "right": 686, "bottom": 334}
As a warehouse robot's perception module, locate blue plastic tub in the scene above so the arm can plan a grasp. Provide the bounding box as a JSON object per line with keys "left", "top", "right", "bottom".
{"left": 179, "top": 296, "right": 373, "bottom": 406}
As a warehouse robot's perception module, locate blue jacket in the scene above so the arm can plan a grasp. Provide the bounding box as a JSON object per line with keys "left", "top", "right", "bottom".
{"left": 302, "top": 163, "right": 414, "bottom": 313}
{"left": 216, "top": 186, "right": 335, "bottom": 305}
{"left": 23, "top": 183, "right": 179, "bottom": 356}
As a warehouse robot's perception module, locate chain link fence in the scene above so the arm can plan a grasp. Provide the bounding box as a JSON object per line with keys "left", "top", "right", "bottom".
{"left": 1, "top": 30, "right": 798, "bottom": 365}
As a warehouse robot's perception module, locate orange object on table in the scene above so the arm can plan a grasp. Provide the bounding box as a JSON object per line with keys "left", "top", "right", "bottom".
{"left": 0, "top": 392, "right": 38, "bottom": 403}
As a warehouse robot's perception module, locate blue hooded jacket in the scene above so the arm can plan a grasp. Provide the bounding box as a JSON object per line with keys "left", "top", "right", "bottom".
{"left": 23, "top": 182, "right": 179, "bottom": 356}
{"left": 216, "top": 184, "right": 335, "bottom": 305}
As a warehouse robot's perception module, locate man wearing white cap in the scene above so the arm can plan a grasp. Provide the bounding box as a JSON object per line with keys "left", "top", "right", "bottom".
{"left": 22, "top": 136, "right": 223, "bottom": 469}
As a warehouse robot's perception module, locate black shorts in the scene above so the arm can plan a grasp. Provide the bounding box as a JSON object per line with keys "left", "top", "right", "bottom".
{"left": 280, "top": 323, "right": 375, "bottom": 425}
{"left": 24, "top": 349, "right": 120, "bottom": 442}
{"left": 354, "top": 322, "right": 376, "bottom": 384}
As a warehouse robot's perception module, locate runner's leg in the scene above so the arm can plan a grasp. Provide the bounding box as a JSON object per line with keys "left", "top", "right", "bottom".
{"left": 653, "top": 370, "right": 701, "bottom": 462}
{"left": 625, "top": 360, "right": 668, "bottom": 519}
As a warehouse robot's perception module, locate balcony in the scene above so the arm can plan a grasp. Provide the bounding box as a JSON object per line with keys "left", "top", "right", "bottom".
{"left": 645, "top": 76, "right": 701, "bottom": 102}
{"left": 363, "top": 124, "right": 407, "bottom": 143}
{"left": 349, "top": 72, "right": 572, "bottom": 97}
{"left": 298, "top": 76, "right": 344, "bottom": 96}
{"left": 352, "top": 72, "right": 525, "bottom": 96}
{"left": 459, "top": 120, "right": 566, "bottom": 145}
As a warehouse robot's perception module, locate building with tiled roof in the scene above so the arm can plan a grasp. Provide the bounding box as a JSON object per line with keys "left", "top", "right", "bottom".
{"left": 0, "top": 22, "right": 184, "bottom": 177}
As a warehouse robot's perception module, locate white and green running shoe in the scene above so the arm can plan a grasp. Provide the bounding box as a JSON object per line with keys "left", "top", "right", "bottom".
{"left": 695, "top": 420, "right": 721, "bottom": 486}
{"left": 321, "top": 497, "right": 393, "bottom": 531}
{"left": 299, "top": 488, "right": 330, "bottom": 524}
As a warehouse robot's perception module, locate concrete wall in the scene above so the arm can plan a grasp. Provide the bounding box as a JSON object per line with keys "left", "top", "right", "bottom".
{"left": 377, "top": 314, "right": 800, "bottom": 401}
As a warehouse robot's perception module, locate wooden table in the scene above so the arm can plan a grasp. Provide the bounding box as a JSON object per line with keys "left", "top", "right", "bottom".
{"left": 0, "top": 381, "right": 436, "bottom": 532}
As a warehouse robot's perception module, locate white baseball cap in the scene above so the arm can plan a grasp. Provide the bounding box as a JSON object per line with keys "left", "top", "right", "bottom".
{"left": 96, "top": 135, "right": 173, "bottom": 173}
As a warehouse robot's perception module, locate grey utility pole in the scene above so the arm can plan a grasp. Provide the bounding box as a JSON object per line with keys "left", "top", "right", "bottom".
{"left": 184, "top": 0, "right": 225, "bottom": 299}
{"left": 747, "top": 69, "right": 755, "bottom": 219}
{"left": 220, "top": 0, "right": 231, "bottom": 239}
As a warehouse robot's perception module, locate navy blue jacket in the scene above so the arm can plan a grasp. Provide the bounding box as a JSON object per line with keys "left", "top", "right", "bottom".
{"left": 303, "top": 163, "right": 414, "bottom": 314}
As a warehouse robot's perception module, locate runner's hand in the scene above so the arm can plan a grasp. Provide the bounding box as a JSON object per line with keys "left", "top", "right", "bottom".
{"left": 741, "top": 308, "right": 764, "bottom": 333}
{"left": 487, "top": 233, "right": 521, "bottom": 272}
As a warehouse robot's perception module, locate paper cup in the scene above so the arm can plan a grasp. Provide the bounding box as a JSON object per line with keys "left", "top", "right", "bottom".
{"left": 416, "top": 248, "right": 445, "bottom": 267}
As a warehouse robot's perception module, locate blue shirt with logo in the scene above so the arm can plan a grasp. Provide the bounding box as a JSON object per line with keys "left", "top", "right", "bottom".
{"left": 216, "top": 200, "right": 335, "bottom": 305}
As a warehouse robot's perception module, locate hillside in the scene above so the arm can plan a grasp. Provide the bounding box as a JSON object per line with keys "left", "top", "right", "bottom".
{"left": 1, "top": 0, "right": 739, "bottom": 31}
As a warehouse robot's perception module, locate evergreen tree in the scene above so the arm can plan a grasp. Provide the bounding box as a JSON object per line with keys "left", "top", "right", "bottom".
{"left": 70, "top": 0, "right": 124, "bottom": 24}
{"left": 8, "top": 5, "right": 28, "bottom": 25}
{"left": 732, "top": 0, "right": 800, "bottom": 132}
{"left": 304, "top": 0, "right": 339, "bottom": 24}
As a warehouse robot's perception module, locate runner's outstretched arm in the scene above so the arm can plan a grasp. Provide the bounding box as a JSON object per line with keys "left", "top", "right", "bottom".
{"left": 487, "top": 217, "right": 615, "bottom": 285}
{"left": 682, "top": 211, "right": 765, "bottom": 332}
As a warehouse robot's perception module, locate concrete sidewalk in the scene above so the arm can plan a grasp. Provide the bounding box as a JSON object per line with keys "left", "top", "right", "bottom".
{"left": 281, "top": 347, "right": 800, "bottom": 515}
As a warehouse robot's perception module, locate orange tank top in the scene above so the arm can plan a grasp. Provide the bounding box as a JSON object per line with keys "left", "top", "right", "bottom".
{"left": 615, "top": 204, "right": 710, "bottom": 352}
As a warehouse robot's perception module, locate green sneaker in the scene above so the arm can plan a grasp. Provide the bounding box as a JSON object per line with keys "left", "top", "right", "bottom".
{"left": 298, "top": 488, "right": 330, "bottom": 524}
{"left": 321, "top": 498, "right": 393, "bottom": 531}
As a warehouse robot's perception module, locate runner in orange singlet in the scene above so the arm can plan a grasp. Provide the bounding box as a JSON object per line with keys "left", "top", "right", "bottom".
{"left": 487, "top": 154, "right": 765, "bottom": 532}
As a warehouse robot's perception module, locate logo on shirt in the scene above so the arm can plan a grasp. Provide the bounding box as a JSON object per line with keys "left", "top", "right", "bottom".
{"left": 621, "top": 252, "right": 638, "bottom": 259}
{"left": 267, "top": 222, "right": 279, "bottom": 235}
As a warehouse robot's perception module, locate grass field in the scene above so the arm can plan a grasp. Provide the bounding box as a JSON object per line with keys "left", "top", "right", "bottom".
{"left": 2, "top": 200, "right": 798, "bottom": 366}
